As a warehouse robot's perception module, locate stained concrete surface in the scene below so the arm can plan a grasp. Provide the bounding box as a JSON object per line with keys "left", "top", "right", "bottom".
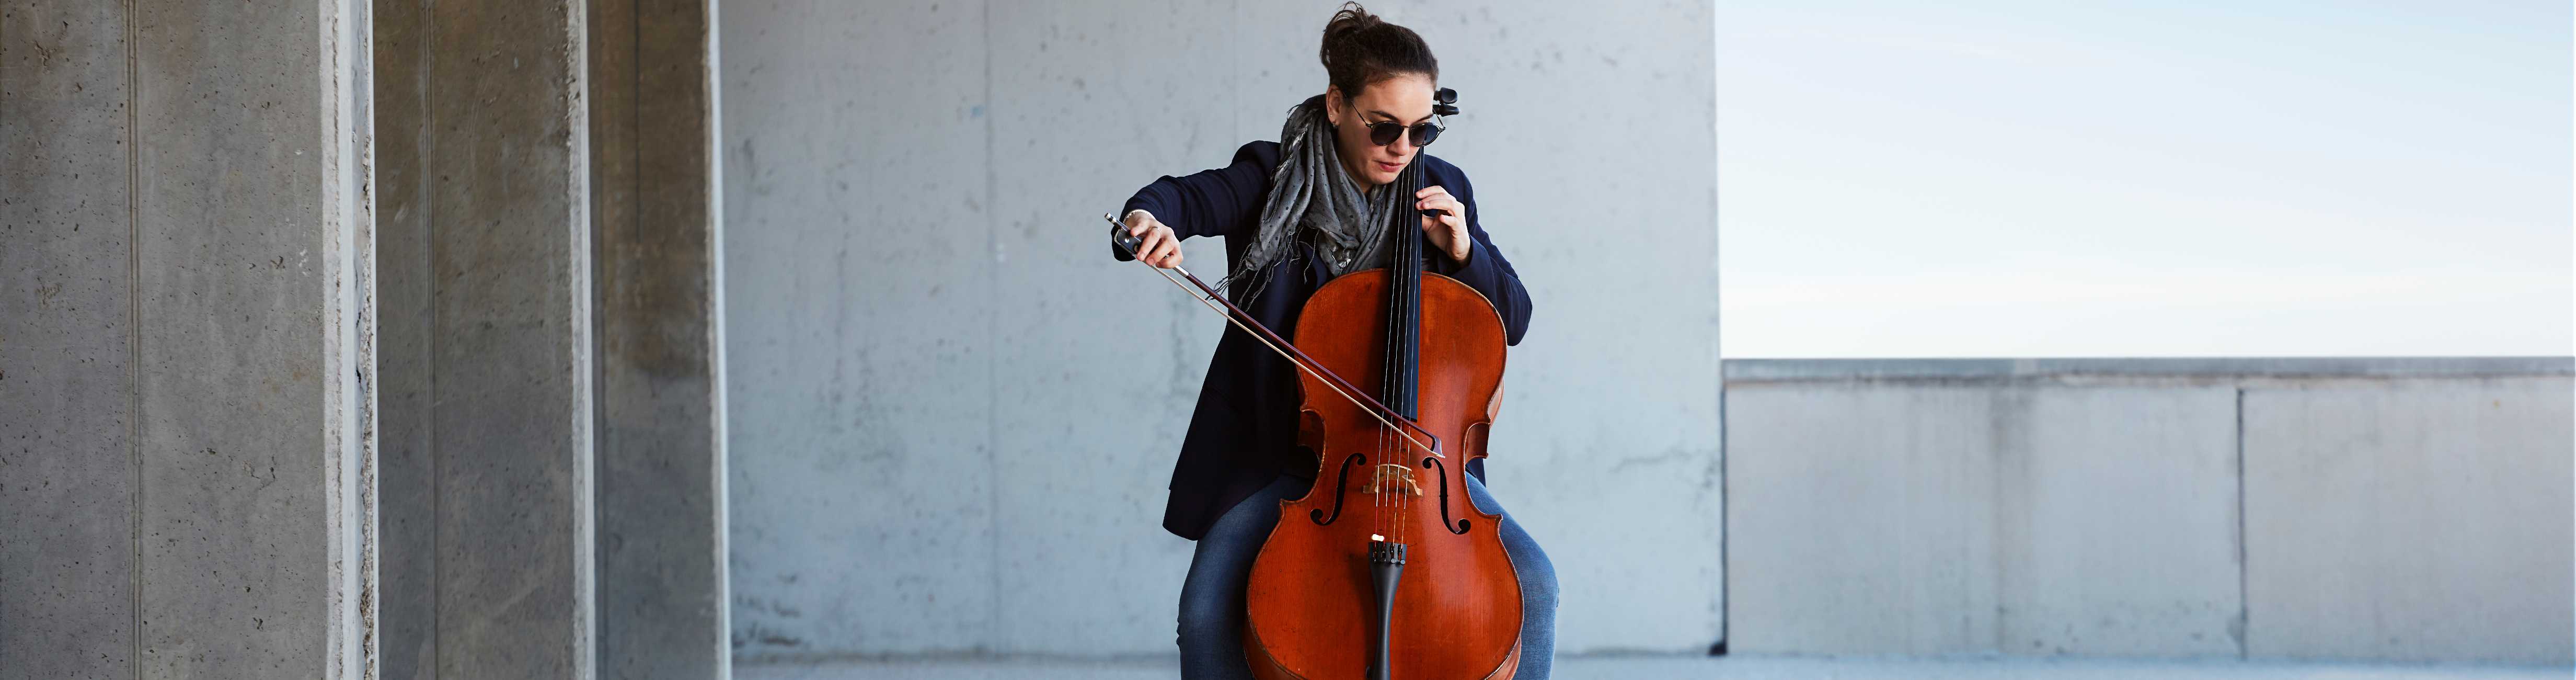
{"left": 372, "top": 1, "right": 439, "bottom": 675}
{"left": 376, "top": 0, "right": 734, "bottom": 676}
{"left": 374, "top": 0, "right": 599, "bottom": 676}
{"left": 735, "top": 656, "right": 2574, "bottom": 680}
{"left": 590, "top": 0, "right": 731, "bottom": 677}
{"left": 722, "top": 0, "right": 1720, "bottom": 660}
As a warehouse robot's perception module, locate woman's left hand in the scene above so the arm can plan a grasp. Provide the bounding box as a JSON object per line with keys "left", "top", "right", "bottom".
{"left": 1416, "top": 185, "right": 1471, "bottom": 263}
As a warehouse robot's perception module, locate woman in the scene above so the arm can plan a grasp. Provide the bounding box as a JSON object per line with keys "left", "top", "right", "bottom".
{"left": 1111, "top": 4, "right": 1557, "bottom": 678}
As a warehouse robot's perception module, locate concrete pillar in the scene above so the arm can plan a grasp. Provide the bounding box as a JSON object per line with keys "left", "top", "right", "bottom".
{"left": 0, "top": 0, "right": 377, "bottom": 677}
{"left": 589, "top": 0, "right": 730, "bottom": 677}
{"left": 375, "top": 0, "right": 597, "bottom": 677}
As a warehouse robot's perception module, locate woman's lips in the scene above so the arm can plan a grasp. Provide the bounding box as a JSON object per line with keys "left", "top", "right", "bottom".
{"left": 1375, "top": 160, "right": 1402, "bottom": 172}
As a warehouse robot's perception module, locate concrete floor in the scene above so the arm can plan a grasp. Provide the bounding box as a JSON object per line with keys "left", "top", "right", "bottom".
{"left": 737, "top": 655, "right": 2573, "bottom": 680}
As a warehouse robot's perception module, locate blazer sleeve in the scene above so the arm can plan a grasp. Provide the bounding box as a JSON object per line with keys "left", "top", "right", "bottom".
{"left": 1111, "top": 142, "right": 1277, "bottom": 261}
{"left": 1425, "top": 168, "right": 1534, "bottom": 346}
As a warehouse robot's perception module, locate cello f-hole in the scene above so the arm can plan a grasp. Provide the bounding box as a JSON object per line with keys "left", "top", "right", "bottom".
{"left": 1422, "top": 457, "right": 1473, "bottom": 535}
{"left": 1310, "top": 453, "right": 1368, "bottom": 526}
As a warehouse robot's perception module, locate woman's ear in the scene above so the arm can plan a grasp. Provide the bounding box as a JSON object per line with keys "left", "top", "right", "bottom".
{"left": 1324, "top": 86, "right": 1342, "bottom": 126}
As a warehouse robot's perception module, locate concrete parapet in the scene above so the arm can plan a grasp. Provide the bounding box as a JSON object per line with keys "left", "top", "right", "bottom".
{"left": 1724, "top": 357, "right": 2574, "bottom": 383}
{"left": 2242, "top": 378, "right": 2572, "bottom": 662}
{"left": 1723, "top": 358, "right": 2574, "bottom": 664}
{"left": 1726, "top": 383, "right": 2240, "bottom": 656}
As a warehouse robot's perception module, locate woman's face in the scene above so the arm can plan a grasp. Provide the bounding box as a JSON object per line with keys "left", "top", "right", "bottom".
{"left": 1327, "top": 73, "right": 1435, "bottom": 189}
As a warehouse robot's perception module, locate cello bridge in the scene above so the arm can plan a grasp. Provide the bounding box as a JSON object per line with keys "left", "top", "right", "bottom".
{"left": 1359, "top": 463, "right": 1424, "bottom": 496}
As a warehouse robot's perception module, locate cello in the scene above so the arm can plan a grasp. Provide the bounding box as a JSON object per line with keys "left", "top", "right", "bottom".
{"left": 1107, "top": 95, "right": 1522, "bottom": 677}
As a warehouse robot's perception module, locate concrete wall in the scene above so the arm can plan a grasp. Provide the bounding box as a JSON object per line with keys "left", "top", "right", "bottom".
{"left": 721, "top": 0, "right": 1720, "bottom": 661}
{"left": 1723, "top": 358, "right": 2574, "bottom": 664}
{"left": 0, "top": 0, "right": 377, "bottom": 677}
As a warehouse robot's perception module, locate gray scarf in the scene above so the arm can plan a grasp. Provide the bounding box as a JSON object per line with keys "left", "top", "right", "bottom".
{"left": 1229, "top": 96, "right": 1405, "bottom": 298}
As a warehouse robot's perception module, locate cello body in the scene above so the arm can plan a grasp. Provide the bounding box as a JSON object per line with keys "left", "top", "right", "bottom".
{"left": 1241, "top": 267, "right": 1521, "bottom": 680}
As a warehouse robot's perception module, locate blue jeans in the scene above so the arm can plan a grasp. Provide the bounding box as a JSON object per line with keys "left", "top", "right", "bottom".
{"left": 1178, "top": 472, "right": 1558, "bottom": 679}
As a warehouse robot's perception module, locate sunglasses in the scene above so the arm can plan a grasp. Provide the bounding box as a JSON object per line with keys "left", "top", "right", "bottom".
{"left": 1349, "top": 105, "right": 1444, "bottom": 148}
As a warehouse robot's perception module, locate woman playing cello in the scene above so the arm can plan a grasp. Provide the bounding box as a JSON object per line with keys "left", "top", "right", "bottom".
{"left": 1110, "top": 4, "right": 1558, "bottom": 678}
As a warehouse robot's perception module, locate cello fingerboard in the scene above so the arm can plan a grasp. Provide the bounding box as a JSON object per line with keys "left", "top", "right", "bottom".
{"left": 1379, "top": 162, "right": 1425, "bottom": 420}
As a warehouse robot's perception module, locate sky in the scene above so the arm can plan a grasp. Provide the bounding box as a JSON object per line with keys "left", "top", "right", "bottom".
{"left": 1716, "top": 0, "right": 2572, "bottom": 357}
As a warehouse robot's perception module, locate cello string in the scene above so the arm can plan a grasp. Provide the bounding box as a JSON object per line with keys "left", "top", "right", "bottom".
{"left": 1397, "top": 162, "right": 1420, "bottom": 546}
{"left": 1378, "top": 408, "right": 1390, "bottom": 539}
{"left": 1385, "top": 425, "right": 1396, "bottom": 543}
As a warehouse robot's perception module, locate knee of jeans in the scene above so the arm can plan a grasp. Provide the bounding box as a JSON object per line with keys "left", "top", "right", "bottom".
{"left": 1176, "top": 598, "right": 1232, "bottom": 642}
{"left": 1514, "top": 564, "right": 1556, "bottom": 610}
{"left": 1464, "top": 481, "right": 1500, "bottom": 515}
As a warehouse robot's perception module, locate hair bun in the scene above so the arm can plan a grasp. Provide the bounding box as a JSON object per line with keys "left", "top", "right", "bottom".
{"left": 1326, "top": 3, "right": 1378, "bottom": 35}
{"left": 1317, "top": 2, "right": 1438, "bottom": 101}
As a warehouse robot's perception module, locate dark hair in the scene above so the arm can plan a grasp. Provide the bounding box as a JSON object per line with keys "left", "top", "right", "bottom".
{"left": 1319, "top": 3, "right": 1438, "bottom": 102}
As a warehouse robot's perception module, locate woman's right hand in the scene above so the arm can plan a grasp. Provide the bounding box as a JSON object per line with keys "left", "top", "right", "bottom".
{"left": 1124, "top": 210, "right": 1182, "bottom": 268}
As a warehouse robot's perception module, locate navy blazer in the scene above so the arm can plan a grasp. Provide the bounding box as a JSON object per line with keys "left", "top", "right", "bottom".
{"left": 1117, "top": 139, "right": 1533, "bottom": 540}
